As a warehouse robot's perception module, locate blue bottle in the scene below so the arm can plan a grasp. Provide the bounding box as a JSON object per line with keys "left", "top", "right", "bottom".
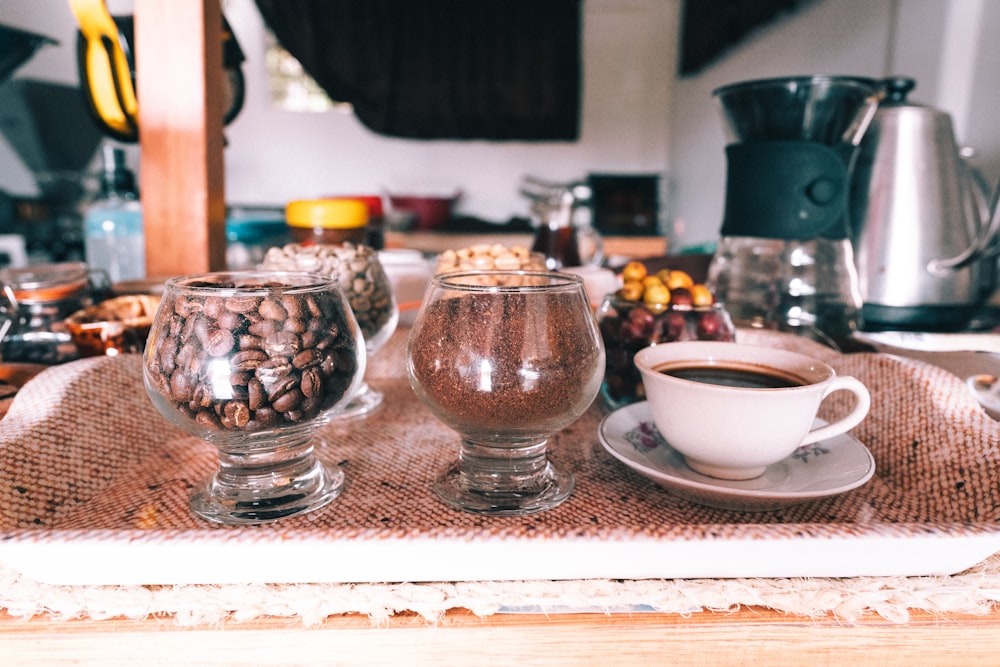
{"left": 83, "top": 145, "right": 144, "bottom": 284}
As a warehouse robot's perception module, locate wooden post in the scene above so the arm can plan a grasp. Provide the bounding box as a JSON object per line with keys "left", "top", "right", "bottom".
{"left": 134, "top": 0, "right": 227, "bottom": 278}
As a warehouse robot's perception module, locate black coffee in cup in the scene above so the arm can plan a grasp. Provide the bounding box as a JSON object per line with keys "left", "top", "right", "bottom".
{"left": 658, "top": 363, "right": 805, "bottom": 389}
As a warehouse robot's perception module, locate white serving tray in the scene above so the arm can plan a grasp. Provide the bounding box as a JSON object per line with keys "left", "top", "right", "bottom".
{"left": 1, "top": 332, "right": 999, "bottom": 586}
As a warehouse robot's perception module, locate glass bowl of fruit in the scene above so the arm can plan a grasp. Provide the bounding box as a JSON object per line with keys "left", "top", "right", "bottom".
{"left": 597, "top": 261, "right": 736, "bottom": 409}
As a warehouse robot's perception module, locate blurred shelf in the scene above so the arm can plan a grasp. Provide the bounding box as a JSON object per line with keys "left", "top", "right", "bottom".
{"left": 386, "top": 231, "right": 667, "bottom": 260}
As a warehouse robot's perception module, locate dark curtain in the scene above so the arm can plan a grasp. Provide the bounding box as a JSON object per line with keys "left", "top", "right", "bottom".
{"left": 255, "top": 0, "right": 581, "bottom": 141}
{"left": 679, "top": 0, "right": 816, "bottom": 76}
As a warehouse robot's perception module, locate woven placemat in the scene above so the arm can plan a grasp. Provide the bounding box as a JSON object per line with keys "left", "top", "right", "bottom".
{"left": 0, "top": 327, "right": 998, "bottom": 625}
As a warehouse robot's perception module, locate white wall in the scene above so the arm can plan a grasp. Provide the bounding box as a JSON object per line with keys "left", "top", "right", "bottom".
{"left": 2, "top": 0, "right": 998, "bottom": 251}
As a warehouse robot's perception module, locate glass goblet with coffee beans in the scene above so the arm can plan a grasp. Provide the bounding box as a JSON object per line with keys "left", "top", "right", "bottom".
{"left": 143, "top": 271, "right": 366, "bottom": 525}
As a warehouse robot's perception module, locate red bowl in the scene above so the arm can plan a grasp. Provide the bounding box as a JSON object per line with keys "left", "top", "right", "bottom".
{"left": 388, "top": 194, "right": 459, "bottom": 231}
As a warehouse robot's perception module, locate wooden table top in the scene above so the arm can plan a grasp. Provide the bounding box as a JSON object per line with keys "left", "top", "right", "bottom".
{"left": 3, "top": 606, "right": 1000, "bottom": 665}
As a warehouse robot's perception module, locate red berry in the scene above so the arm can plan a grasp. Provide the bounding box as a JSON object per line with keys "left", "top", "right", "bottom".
{"left": 669, "top": 287, "right": 693, "bottom": 308}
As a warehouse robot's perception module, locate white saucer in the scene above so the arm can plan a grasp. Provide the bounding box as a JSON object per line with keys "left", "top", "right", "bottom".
{"left": 598, "top": 402, "right": 876, "bottom": 512}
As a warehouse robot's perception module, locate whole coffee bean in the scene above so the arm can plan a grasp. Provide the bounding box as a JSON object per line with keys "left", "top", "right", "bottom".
{"left": 223, "top": 401, "right": 251, "bottom": 428}
{"left": 157, "top": 340, "right": 178, "bottom": 373}
{"left": 238, "top": 334, "right": 264, "bottom": 351}
{"left": 229, "top": 370, "right": 254, "bottom": 387}
{"left": 264, "top": 331, "right": 299, "bottom": 356}
{"left": 191, "top": 382, "right": 214, "bottom": 409}
{"left": 321, "top": 354, "right": 337, "bottom": 375}
{"left": 299, "top": 331, "right": 317, "bottom": 350}
{"left": 217, "top": 310, "right": 244, "bottom": 331}
{"left": 283, "top": 317, "right": 308, "bottom": 334}
{"left": 258, "top": 298, "right": 288, "bottom": 321}
{"left": 196, "top": 410, "right": 222, "bottom": 429}
{"left": 248, "top": 319, "right": 281, "bottom": 337}
{"left": 170, "top": 372, "right": 194, "bottom": 403}
{"left": 232, "top": 349, "right": 268, "bottom": 370}
{"left": 203, "top": 296, "right": 225, "bottom": 319}
{"left": 181, "top": 314, "right": 203, "bottom": 344}
{"left": 204, "top": 328, "right": 236, "bottom": 357}
{"left": 300, "top": 366, "right": 322, "bottom": 399}
{"left": 193, "top": 317, "right": 215, "bottom": 346}
{"left": 253, "top": 406, "right": 279, "bottom": 425}
{"left": 281, "top": 295, "right": 304, "bottom": 318}
{"left": 272, "top": 387, "right": 303, "bottom": 413}
{"left": 258, "top": 357, "right": 293, "bottom": 377}
{"left": 174, "top": 296, "right": 202, "bottom": 318}
{"left": 226, "top": 296, "right": 261, "bottom": 313}
{"left": 248, "top": 378, "right": 265, "bottom": 410}
{"left": 265, "top": 374, "right": 299, "bottom": 401}
{"left": 292, "top": 348, "right": 322, "bottom": 369}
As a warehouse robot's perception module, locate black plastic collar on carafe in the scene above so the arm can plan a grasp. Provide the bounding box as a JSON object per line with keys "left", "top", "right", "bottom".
{"left": 720, "top": 140, "right": 852, "bottom": 241}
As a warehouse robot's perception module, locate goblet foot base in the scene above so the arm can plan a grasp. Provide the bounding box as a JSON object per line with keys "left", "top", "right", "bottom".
{"left": 336, "top": 381, "right": 384, "bottom": 421}
{"left": 433, "top": 460, "right": 574, "bottom": 516}
{"left": 191, "top": 460, "right": 344, "bottom": 525}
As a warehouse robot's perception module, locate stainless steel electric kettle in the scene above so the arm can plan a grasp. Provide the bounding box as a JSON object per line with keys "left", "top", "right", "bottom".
{"left": 851, "top": 77, "right": 1000, "bottom": 331}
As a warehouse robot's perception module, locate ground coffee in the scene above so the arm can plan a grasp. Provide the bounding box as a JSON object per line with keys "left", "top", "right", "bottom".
{"left": 409, "top": 291, "right": 602, "bottom": 432}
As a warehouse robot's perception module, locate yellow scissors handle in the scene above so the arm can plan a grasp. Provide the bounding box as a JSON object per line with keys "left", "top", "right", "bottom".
{"left": 69, "top": 0, "right": 138, "bottom": 139}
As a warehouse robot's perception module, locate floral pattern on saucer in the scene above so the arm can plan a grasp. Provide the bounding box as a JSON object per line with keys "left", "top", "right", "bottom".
{"left": 600, "top": 402, "right": 876, "bottom": 512}
{"left": 624, "top": 421, "right": 666, "bottom": 452}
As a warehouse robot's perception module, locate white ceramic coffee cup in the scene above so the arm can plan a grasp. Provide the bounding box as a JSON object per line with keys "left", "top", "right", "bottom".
{"left": 634, "top": 341, "right": 871, "bottom": 480}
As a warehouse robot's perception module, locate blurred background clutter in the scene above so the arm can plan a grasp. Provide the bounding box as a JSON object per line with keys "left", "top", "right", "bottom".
{"left": 0, "top": 0, "right": 996, "bottom": 266}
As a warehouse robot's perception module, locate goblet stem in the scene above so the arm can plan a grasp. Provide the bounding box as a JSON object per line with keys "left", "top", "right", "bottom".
{"left": 191, "top": 429, "right": 344, "bottom": 525}
{"left": 433, "top": 438, "right": 574, "bottom": 516}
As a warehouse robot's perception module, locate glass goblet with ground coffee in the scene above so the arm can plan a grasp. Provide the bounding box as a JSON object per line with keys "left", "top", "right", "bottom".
{"left": 407, "top": 270, "right": 605, "bottom": 515}
{"left": 143, "top": 271, "right": 366, "bottom": 525}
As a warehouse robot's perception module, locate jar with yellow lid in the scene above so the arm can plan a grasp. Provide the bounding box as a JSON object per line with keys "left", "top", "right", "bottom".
{"left": 285, "top": 198, "right": 370, "bottom": 246}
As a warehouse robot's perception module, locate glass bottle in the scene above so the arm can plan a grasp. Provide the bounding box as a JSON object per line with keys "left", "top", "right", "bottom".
{"left": 83, "top": 145, "right": 144, "bottom": 284}
{"left": 524, "top": 179, "right": 582, "bottom": 270}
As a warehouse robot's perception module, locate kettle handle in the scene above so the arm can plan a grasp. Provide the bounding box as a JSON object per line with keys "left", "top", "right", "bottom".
{"left": 927, "top": 159, "right": 1000, "bottom": 274}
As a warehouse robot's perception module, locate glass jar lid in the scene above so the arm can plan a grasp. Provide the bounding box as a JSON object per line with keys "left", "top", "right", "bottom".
{"left": 286, "top": 199, "right": 369, "bottom": 230}
{"left": 1, "top": 262, "right": 89, "bottom": 302}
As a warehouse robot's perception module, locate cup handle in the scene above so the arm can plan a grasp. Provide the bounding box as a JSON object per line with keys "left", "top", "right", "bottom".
{"left": 800, "top": 376, "right": 871, "bottom": 445}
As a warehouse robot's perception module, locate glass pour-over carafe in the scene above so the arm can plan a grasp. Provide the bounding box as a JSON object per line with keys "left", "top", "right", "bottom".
{"left": 706, "top": 75, "right": 880, "bottom": 347}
